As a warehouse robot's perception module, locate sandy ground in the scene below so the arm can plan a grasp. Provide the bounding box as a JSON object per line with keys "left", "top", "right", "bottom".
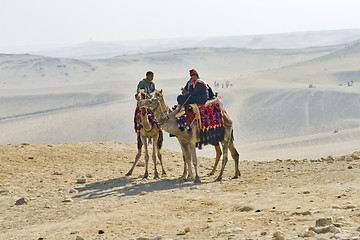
{"left": 0, "top": 141, "right": 359, "bottom": 240}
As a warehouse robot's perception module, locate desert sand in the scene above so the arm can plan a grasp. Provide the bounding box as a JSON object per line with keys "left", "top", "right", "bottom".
{"left": 0, "top": 141, "right": 359, "bottom": 239}
{"left": 1, "top": 30, "right": 360, "bottom": 239}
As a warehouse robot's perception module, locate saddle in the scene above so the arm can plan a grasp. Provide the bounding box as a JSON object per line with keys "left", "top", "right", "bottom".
{"left": 176, "top": 98, "right": 230, "bottom": 148}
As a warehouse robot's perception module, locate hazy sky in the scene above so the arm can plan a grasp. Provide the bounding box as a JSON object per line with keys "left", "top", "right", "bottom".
{"left": 1, "top": 0, "right": 360, "bottom": 49}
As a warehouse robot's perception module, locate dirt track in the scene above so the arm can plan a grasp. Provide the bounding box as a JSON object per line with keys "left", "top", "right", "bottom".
{"left": 1, "top": 141, "right": 359, "bottom": 240}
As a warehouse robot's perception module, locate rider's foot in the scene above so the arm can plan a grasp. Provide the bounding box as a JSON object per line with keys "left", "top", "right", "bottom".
{"left": 175, "top": 109, "right": 185, "bottom": 118}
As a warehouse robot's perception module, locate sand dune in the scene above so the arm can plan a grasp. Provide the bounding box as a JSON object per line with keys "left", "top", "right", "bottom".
{"left": 31, "top": 29, "right": 360, "bottom": 59}
{"left": 1, "top": 37, "right": 360, "bottom": 161}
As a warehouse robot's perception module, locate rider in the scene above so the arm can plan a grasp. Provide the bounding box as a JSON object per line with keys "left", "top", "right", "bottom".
{"left": 175, "top": 69, "right": 210, "bottom": 117}
{"left": 137, "top": 71, "right": 155, "bottom": 93}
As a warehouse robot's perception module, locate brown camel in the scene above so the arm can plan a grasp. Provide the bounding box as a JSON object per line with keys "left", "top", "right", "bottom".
{"left": 126, "top": 90, "right": 166, "bottom": 179}
{"left": 139, "top": 89, "right": 240, "bottom": 182}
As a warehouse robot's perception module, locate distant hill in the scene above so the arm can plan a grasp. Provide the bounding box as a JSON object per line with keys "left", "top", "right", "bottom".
{"left": 2, "top": 39, "right": 360, "bottom": 161}
{"left": 0, "top": 45, "right": 341, "bottom": 88}
{"left": 32, "top": 29, "right": 360, "bottom": 59}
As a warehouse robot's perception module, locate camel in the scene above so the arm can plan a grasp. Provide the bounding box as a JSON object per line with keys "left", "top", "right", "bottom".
{"left": 139, "top": 89, "right": 240, "bottom": 182}
{"left": 126, "top": 90, "right": 166, "bottom": 179}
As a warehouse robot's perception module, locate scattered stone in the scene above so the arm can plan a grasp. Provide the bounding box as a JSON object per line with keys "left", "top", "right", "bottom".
{"left": 15, "top": 197, "right": 29, "bottom": 205}
{"left": 348, "top": 165, "right": 354, "bottom": 169}
{"left": 70, "top": 230, "right": 79, "bottom": 234}
{"left": 176, "top": 231, "right": 186, "bottom": 236}
{"left": 316, "top": 217, "right": 333, "bottom": 227}
{"left": 273, "top": 231, "right": 285, "bottom": 240}
{"left": 150, "top": 236, "right": 162, "bottom": 240}
{"left": 184, "top": 227, "right": 190, "bottom": 233}
{"left": 98, "top": 230, "right": 104, "bottom": 234}
{"left": 309, "top": 225, "right": 339, "bottom": 234}
{"left": 0, "top": 189, "right": 9, "bottom": 195}
{"left": 303, "top": 230, "right": 316, "bottom": 237}
{"left": 217, "top": 227, "right": 244, "bottom": 235}
{"left": 69, "top": 188, "right": 78, "bottom": 193}
{"left": 140, "top": 191, "right": 147, "bottom": 195}
{"left": 53, "top": 171, "right": 63, "bottom": 175}
{"left": 28, "top": 156, "right": 34, "bottom": 159}
{"left": 291, "top": 210, "right": 312, "bottom": 216}
{"left": 234, "top": 206, "right": 253, "bottom": 212}
{"left": 303, "top": 190, "right": 311, "bottom": 194}
{"left": 44, "top": 204, "right": 51, "bottom": 208}
{"left": 260, "top": 231, "right": 267, "bottom": 236}
{"left": 137, "top": 162, "right": 145, "bottom": 167}
{"left": 255, "top": 209, "right": 261, "bottom": 212}
{"left": 343, "top": 205, "right": 357, "bottom": 209}
{"left": 332, "top": 205, "right": 341, "bottom": 209}
{"left": 86, "top": 173, "right": 94, "bottom": 178}
{"left": 76, "top": 176, "right": 87, "bottom": 184}
{"left": 136, "top": 238, "right": 150, "bottom": 240}
{"left": 190, "top": 186, "right": 197, "bottom": 190}
{"left": 76, "top": 236, "right": 84, "bottom": 240}
{"left": 63, "top": 198, "right": 73, "bottom": 203}
{"left": 357, "top": 226, "right": 360, "bottom": 232}
{"left": 296, "top": 206, "right": 301, "bottom": 209}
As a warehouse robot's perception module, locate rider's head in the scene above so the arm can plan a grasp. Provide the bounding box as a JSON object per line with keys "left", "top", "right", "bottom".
{"left": 189, "top": 69, "right": 199, "bottom": 81}
{"left": 146, "top": 71, "right": 154, "bottom": 81}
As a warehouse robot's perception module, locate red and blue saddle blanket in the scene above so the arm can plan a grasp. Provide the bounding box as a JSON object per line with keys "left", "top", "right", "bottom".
{"left": 176, "top": 99, "right": 225, "bottom": 148}
{"left": 134, "top": 107, "right": 162, "bottom": 136}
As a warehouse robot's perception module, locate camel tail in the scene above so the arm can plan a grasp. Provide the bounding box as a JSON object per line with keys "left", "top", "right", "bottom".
{"left": 231, "top": 129, "right": 235, "bottom": 142}
{"left": 157, "top": 131, "right": 163, "bottom": 150}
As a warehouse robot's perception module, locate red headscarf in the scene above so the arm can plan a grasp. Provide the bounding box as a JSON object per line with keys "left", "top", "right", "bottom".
{"left": 189, "top": 69, "right": 197, "bottom": 76}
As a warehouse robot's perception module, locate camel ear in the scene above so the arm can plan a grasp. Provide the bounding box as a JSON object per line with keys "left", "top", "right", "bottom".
{"left": 160, "top": 89, "right": 163, "bottom": 94}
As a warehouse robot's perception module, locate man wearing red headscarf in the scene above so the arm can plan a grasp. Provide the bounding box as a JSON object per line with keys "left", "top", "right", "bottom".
{"left": 175, "top": 69, "right": 210, "bottom": 117}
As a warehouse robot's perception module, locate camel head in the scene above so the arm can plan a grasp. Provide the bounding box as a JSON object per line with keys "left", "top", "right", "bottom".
{"left": 153, "top": 89, "right": 163, "bottom": 99}
{"left": 135, "top": 89, "right": 154, "bottom": 102}
{"left": 138, "top": 97, "right": 159, "bottom": 110}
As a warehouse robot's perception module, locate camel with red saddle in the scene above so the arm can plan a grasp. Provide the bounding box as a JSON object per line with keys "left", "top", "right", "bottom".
{"left": 139, "top": 89, "right": 240, "bottom": 182}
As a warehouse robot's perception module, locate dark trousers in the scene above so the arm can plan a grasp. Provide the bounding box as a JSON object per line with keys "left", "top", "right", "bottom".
{"left": 177, "top": 93, "right": 197, "bottom": 106}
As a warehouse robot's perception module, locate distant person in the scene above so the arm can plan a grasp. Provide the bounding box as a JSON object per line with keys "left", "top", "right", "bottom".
{"left": 137, "top": 71, "right": 155, "bottom": 93}
{"left": 175, "top": 69, "right": 213, "bottom": 117}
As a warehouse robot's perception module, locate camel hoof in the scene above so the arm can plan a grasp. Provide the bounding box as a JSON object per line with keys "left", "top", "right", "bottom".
{"left": 208, "top": 172, "right": 215, "bottom": 176}
{"left": 125, "top": 171, "right": 132, "bottom": 176}
{"left": 153, "top": 174, "right": 160, "bottom": 179}
{"left": 162, "top": 171, "right": 167, "bottom": 176}
{"left": 215, "top": 176, "right": 222, "bottom": 182}
{"left": 232, "top": 176, "right": 239, "bottom": 179}
{"left": 194, "top": 177, "right": 201, "bottom": 184}
{"left": 142, "top": 174, "right": 149, "bottom": 179}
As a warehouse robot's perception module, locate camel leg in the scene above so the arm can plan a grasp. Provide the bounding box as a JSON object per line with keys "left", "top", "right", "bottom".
{"left": 180, "top": 141, "right": 193, "bottom": 181}
{"left": 216, "top": 141, "right": 229, "bottom": 181}
{"left": 157, "top": 148, "right": 166, "bottom": 176}
{"left": 209, "top": 144, "right": 222, "bottom": 175}
{"left": 143, "top": 136, "right": 150, "bottom": 179}
{"left": 126, "top": 136, "right": 142, "bottom": 176}
{"left": 229, "top": 140, "right": 241, "bottom": 179}
{"left": 152, "top": 136, "right": 159, "bottom": 179}
{"left": 190, "top": 142, "right": 201, "bottom": 183}
{"left": 180, "top": 154, "right": 187, "bottom": 179}
{"left": 178, "top": 141, "right": 189, "bottom": 180}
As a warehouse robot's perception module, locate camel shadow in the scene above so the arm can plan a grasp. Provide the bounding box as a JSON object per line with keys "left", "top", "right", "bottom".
{"left": 73, "top": 176, "right": 205, "bottom": 200}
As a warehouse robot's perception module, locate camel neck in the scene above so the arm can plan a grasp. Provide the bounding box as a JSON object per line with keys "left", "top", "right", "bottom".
{"left": 152, "top": 101, "right": 174, "bottom": 134}
{"left": 141, "top": 109, "right": 152, "bottom": 132}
